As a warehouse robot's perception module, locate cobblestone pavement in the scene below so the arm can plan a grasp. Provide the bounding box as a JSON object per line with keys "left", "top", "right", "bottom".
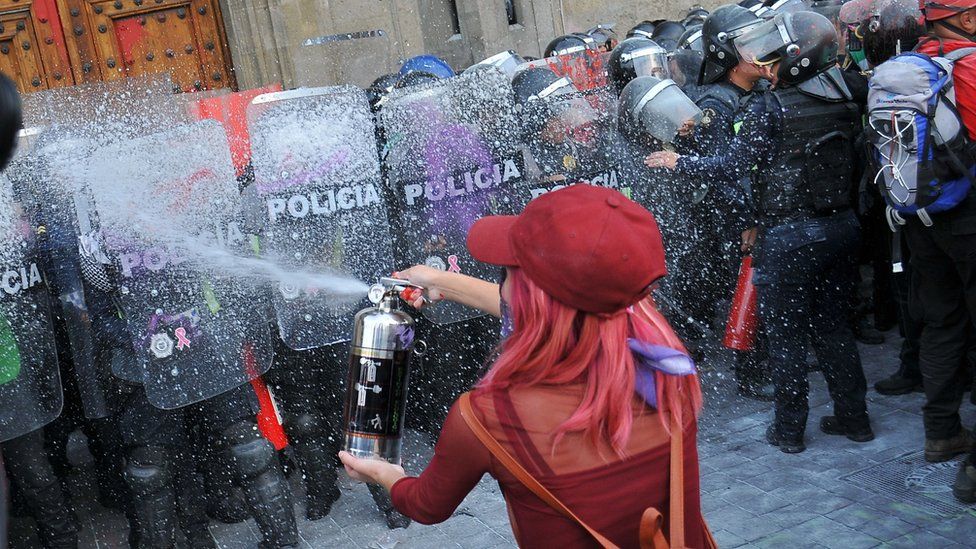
{"left": 9, "top": 328, "right": 976, "bottom": 548}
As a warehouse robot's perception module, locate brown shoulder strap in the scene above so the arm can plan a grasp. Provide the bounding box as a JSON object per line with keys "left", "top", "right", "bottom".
{"left": 458, "top": 392, "right": 621, "bottom": 549}
{"left": 669, "top": 412, "right": 686, "bottom": 548}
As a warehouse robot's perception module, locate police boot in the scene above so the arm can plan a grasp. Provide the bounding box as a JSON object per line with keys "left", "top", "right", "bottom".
{"left": 853, "top": 316, "right": 885, "bottom": 345}
{"left": 953, "top": 456, "right": 976, "bottom": 503}
{"left": 124, "top": 445, "right": 179, "bottom": 549}
{"left": 873, "top": 369, "right": 923, "bottom": 396}
{"left": 3, "top": 431, "right": 79, "bottom": 549}
{"left": 223, "top": 421, "right": 299, "bottom": 548}
{"left": 287, "top": 413, "right": 341, "bottom": 521}
{"left": 368, "top": 483, "right": 411, "bottom": 530}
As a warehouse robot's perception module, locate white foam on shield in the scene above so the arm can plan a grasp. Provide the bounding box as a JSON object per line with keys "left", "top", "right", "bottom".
{"left": 40, "top": 119, "right": 369, "bottom": 300}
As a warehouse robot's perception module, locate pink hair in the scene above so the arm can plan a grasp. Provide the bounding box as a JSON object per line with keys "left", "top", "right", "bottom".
{"left": 478, "top": 268, "right": 703, "bottom": 457}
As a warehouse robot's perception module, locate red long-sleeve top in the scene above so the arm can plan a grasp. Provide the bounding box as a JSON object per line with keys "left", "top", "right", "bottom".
{"left": 917, "top": 38, "right": 976, "bottom": 140}
{"left": 390, "top": 385, "right": 708, "bottom": 548}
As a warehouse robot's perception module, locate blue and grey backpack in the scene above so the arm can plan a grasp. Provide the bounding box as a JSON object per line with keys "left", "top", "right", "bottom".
{"left": 866, "top": 47, "right": 976, "bottom": 228}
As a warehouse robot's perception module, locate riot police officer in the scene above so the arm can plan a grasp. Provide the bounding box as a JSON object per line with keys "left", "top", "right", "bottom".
{"left": 648, "top": 11, "right": 872, "bottom": 453}
{"left": 0, "top": 79, "right": 80, "bottom": 549}
{"left": 511, "top": 67, "right": 608, "bottom": 184}
{"left": 681, "top": 3, "right": 773, "bottom": 401}
{"left": 607, "top": 37, "right": 671, "bottom": 95}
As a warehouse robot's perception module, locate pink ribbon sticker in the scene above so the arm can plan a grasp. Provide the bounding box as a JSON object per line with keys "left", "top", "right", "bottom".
{"left": 175, "top": 327, "right": 191, "bottom": 350}
{"left": 447, "top": 255, "right": 461, "bottom": 273}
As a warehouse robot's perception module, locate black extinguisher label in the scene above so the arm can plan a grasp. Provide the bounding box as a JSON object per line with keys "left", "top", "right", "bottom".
{"left": 343, "top": 349, "right": 411, "bottom": 438}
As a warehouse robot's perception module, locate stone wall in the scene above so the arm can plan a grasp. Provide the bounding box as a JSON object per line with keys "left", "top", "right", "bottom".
{"left": 219, "top": 0, "right": 724, "bottom": 90}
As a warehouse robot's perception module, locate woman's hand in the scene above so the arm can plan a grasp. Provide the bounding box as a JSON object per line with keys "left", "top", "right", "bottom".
{"left": 338, "top": 451, "right": 407, "bottom": 491}
{"left": 393, "top": 266, "right": 449, "bottom": 309}
{"left": 644, "top": 151, "right": 680, "bottom": 170}
{"left": 394, "top": 266, "right": 502, "bottom": 317}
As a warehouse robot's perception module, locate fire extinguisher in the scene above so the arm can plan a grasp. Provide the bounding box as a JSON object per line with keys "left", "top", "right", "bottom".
{"left": 723, "top": 255, "right": 759, "bottom": 351}
{"left": 342, "top": 277, "right": 419, "bottom": 464}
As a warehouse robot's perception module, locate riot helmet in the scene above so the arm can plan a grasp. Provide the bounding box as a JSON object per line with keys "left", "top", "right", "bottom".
{"left": 607, "top": 38, "right": 671, "bottom": 94}
{"left": 651, "top": 21, "right": 687, "bottom": 51}
{"left": 464, "top": 50, "right": 527, "bottom": 80}
{"left": 618, "top": 76, "right": 703, "bottom": 143}
{"left": 862, "top": 0, "right": 923, "bottom": 66}
{"left": 366, "top": 73, "right": 401, "bottom": 112}
{"left": 839, "top": 0, "right": 880, "bottom": 69}
{"left": 678, "top": 26, "right": 705, "bottom": 51}
{"left": 628, "top": 20, "right": 658, "bottom": 39}
{"left": 699, "top": 4, "right": 766, "bottom": 85}
{"left": 399, "top": 54, "right": 456, "bottom": 79}
{"left": 0, "top": 73, "right": 21, "bottom": 171}
{"left": 544, "top": 34, "right": 599, "bottom": 57}
{"left": 395, "top": 70, "right": 442, "bottom": 90}
{"left": 739, "top": 0, "right": 773, "bottom": 17}
{"left": 585, "top": 23, "right": 619, "bottom": 51}
{"left": 683, "top": 7, "right": 711, "bottom": 27}
{"left": 512, "top": 66, "right": 598, "bottom": 140}
{"left": 809, "top": 0, "right": 848, "bottom": 22}
{"left": 674, "top": 26, "right": 706, "bottom": 87}
{"left": 735, "top": 11, "right": 839, "bottom": 85}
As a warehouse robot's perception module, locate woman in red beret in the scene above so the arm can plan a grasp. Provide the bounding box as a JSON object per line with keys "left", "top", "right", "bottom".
{"left": 340, "top": 184, "right": 714, "bottom": 548}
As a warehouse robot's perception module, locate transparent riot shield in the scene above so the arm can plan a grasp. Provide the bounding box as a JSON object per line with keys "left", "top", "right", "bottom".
{"left": 381, "top": 67, "right": 523, "bottom": 324}
{"left": 66, "top": 120, "right": 274, "bottom": 410}
{"left": 4, "top": 142, "right": 116, "bottom": 420}
{"left": 524, "top": 50, "right": 614, "bottom": 98}
{"left": 0, "top": 172, "right": 63, "bottom": 442}
{"left": 508, "top": 77, "right": 631, "bottom": 209}
{"left": 247, "top": 86, "right": 394, "bottom": 350}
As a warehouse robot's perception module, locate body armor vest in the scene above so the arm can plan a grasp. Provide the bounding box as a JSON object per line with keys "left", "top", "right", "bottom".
{"left": 754, "top": 75, "right": 861, "bottom": 218}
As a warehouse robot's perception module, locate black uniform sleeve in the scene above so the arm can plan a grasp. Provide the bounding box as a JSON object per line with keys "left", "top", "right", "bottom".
{"left": 674, "top": 94, "right": 777, "bottom": 183}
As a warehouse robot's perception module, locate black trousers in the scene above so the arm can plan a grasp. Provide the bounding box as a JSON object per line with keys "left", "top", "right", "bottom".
{"left": 904, "top": 195, "right": 976, "bottom": 442}
{"left": 892, "top": 233, "right": 924, "bottom": 381}
{"left": 117, "top": 382, "right": 259, "bottom": 531}
{"left": 754, "top": 211, "right": 869, "bottom": 438}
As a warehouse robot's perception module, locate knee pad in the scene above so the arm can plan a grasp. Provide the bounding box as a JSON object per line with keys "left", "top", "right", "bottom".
{"left": 223, "top": 421, "right": 275, "bottom": 479}
{"left": 287, "top": 413, "right": 326, "bottom": 444}
{"left": 124, "top": 445, "right": 170, "bottom": 497}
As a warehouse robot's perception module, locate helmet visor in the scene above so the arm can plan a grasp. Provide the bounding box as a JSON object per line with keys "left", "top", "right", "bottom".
{"left": 633, "top": 80, "right": 703, "bottom": 142}
{"left": 735, "top": 14, "right": 793, "bottom": 64}
{"left": 476, "top": 50, "right": 526, "bottom": 79}
{"left": 628, "top": 48, "right": 673, "bottom": 80}
{"left": 527, "top": 77, "right": 599, "bottom": 133}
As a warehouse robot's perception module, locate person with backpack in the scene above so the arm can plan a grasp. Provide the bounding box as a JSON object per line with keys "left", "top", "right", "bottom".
{"left": 859, "top": 0, "right": 929, "bottom": 397}
{"left": 338, "top": 185, "right": 716, "bottom": 548}
{"left": 867, "top": 0, "right": 976, "bottom": 502}
{"left": 647, "top": 10, "right": 873, "bottom": 453}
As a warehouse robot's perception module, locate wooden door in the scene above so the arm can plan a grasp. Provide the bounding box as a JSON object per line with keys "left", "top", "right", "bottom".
{"left": 0, "top": 0, "right": 74, "bottom": 93}
{"left": 57, "top": 0, "right": 235, "bottom": 92}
